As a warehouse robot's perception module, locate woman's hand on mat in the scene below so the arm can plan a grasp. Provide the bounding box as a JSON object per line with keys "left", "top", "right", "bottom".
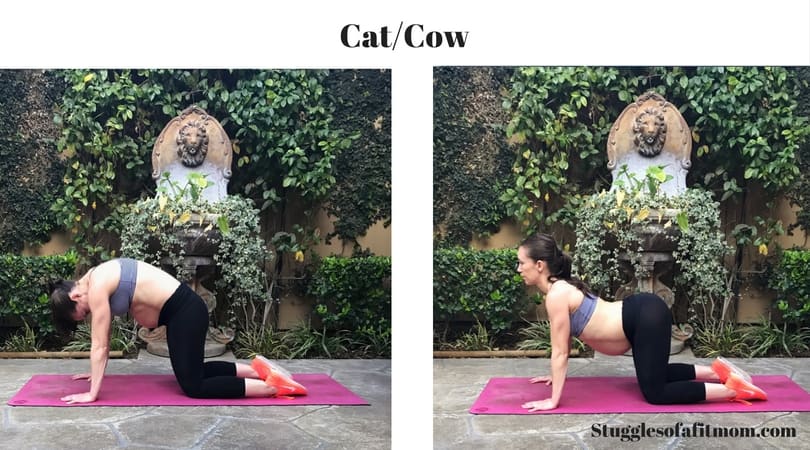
{"left": 521, "top": 398, "right": 557, "bottom": 412}
{"left": 71, "top": 373, "right": 92, "bottom": 381}
{"left": 528, "top": 375, "right": 552, "bottom": 385}
{"left": 60, "top": 392, "right": 97, "bottom": 404}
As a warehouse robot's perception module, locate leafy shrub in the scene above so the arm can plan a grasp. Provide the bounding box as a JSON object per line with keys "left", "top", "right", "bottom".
{"left": 770, "top": 249, "right": 810, "bottom": 325}
{"left": 691, "top": 320, "right": 751, "bottom": 357}
{"left": 435, "top": 319, "right": 495, "bottom": 352}
{"left": 433, "top": 247, "right": 530, "bottom": 335}
{"left": 120, "top": 194, "right": 270, "bottom": 329}
{"left": 0, "top": 322, "right": 43, "bottom": 352}
{"left": 0, "top": 251, "right": 77, "bottom": 338}
{"left": 62, "top": 317, "right": 139, "bottom": 353}
{"left": 740, "top": 319, "right": 810, "bottom": 357}
{"left": 308, "top": 256, "right": 391, "bottom": 336}
{"left": 232, "top": 323, "right": 290, "bottom": 360}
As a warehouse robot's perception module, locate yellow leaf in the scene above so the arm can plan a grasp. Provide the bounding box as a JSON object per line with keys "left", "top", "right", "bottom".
{"left": 544, "top": 193, "right": 550, "bottom": 202}
{"left": 74, "top": 215, "right": 81, "bottom": 222}
{"left": 522, "top": 150, "right": 531, "bottom": 159}
{"left": 624, "top": 207, "right": 634, "bottom": 221}
{"left": 526, "top": 206, "right": 534, "bottom": 214}
{"left": 691, "top": 130, "right": 700, "bottom": 143}
{"left": 147, "top": 225, "right": 157, "bottom": 232}
{"left": 663, "top": 220, "right": 672, "bottom": 228}
{"left": 177, "top": 211, "right": 191, "bottom": 225}
{"left": 91, "top": 201, "right": 97, "bottom": 210}
{"left": 232, "top": 142, "right": 240, "bottom": 155}
{"left": 657, "top": 210, "right": 664, "bottom": 223}
{"left": 204, "top": 223, "right": 213, "bottom": 232}
{"left": 616, "top": 189, "right": 626, "bottom": 207}
{"left": 158, "top": 195, "right": 167, "bottom": 212}
{"left": 168, "top": 211, "right": 176, "bottom": 223}
{"left": 294, "top": 251, "right": 305, "bottom": 262}
{"left": 604, "top": 222, "right": 615, "bottom": 229}
{"left": 83, "top": 73, "right": 95, "bottom": 83}
{"left": 758, "top": 244, "right": 769, "bottom": 256}
{"left": 635, "top": 208, "right": 650, "bottom": 222}
{"left": 72, "top": 161, "right": 80, "bottom": 170}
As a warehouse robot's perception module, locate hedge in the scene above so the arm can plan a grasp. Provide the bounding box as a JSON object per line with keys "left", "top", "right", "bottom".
{"left": 0, "top": 251, "right": 78, "bottom": 336}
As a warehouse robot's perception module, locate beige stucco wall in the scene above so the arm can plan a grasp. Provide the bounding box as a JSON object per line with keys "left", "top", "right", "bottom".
{"left": 278, "top": 211, "right": 391, "bottom": 329}
{"left": 312, "top": 208, "right": 391, "bottom": 257}
{"left": 21, "top": 232, "right": 72, "bottom": 257}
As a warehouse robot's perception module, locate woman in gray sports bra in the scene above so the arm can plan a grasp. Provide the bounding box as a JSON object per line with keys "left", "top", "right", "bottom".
{"left": 49, "top": 258, "right": 306, "bottom": 404}
{"left": 516, "top": 233, "right": 766, "bottom": 412}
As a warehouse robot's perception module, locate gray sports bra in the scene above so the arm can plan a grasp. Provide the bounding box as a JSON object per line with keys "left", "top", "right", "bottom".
{"left": 109, "top": 258, "right": 137, "bottom": 316}
{"left": 570, "top": 292, "right": 597, "bottom": 337}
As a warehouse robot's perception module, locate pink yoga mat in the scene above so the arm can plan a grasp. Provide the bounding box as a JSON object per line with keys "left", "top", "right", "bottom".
{"left": 8, "top": 373, "right": 369, "bottom": 407}
{"left": 470, "top": 375, "right": 810, "bottom": 414}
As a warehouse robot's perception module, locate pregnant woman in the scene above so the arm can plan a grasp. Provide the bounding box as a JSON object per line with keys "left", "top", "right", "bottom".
{"left": 50, "top": 258, "right": 306, "bottom": 404}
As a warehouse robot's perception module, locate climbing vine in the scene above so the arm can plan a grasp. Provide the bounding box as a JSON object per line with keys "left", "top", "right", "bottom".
{"left": 433, "top": 66, "right": 513, "bottom": 246}
{"left": 786, "top": 66, "right": 810, "bottom": 236}
{"left": 500, "top": 66, "right": 810, "bottom": 249}
{"left": 321, "top": 69, "right": 391, "bottom": 249}
{"left": 50, "top": 69, "right": 353, "bottom": 266}
{"left": 0, "top": 70, "right": 65, "bottom": 252}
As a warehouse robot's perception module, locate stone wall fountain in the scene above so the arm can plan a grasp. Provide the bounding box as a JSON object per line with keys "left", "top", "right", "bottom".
{"left": 138, "top": 105, "right": 235, "bottom": 357}
{"left": 607, "top": 92, "right": 694, "bottom": 354}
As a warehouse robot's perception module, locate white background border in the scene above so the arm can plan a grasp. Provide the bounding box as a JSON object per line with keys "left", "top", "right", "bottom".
{"left": 3, "top": 2, "right": 809, "bottom": 449}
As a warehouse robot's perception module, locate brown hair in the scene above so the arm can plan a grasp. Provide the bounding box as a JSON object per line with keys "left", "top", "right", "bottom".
{"left": 519, "top": 233, "right": 593, "bottom": 296}
{"left": 49, "top": 280, "right": 78, "bottom": 334}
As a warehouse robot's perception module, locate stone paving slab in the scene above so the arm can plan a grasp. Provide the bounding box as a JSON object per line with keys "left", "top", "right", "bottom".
{"left": 1, "top": 352, "right": 390, "bottom": 450}
{"left": 434, "top": 351, "right": 810, "bottom": 449}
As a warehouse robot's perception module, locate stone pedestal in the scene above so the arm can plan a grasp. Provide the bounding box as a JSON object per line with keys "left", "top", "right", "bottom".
{"left": 615, "top": 241, "right": 694, "bottom": 354}
{"left": 138, "top": 106, "right": 236, "bottom": 358}
{"left": 138, "top": 326, "right": 230, "bottom": 358}
{"left": 606, "top": 91, "right": 695, "bottom": 355}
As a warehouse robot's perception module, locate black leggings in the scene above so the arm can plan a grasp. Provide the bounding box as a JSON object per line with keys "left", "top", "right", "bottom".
{"left": 158, "top": 283, "right": 245, "bottom": 398}
{"left": 622, "top": 293, "right": 705, "bottom": 404}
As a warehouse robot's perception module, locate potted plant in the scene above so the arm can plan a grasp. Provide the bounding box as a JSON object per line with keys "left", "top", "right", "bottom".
{"left": 574, "top": 165, "right": 730, "bottom": 348}
{"left": 120, "top": 172, "right": 270, "bottom": 330}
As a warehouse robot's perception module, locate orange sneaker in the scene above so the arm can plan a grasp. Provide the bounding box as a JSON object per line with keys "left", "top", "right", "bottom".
{"left": 725, "top": 372, "right": 767, "bottom": 403}
{"left": 251, "top": 356, "right": 292, "bottom": 381}
{"left": 251, "top": 356, "right": 307, "bottom": 396}
{"left": 711, "top": 357, "right": 752, "bottom": 383}
{"left": 264, "top": 367, "right": 308, "bottom": 396}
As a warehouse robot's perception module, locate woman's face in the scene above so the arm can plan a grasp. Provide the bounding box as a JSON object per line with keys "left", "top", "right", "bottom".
{"left": 69, "top": 283, "right": 90, "bottom": 321}
{"left": 517, "top": 246, "right": 542, "bottom": 286}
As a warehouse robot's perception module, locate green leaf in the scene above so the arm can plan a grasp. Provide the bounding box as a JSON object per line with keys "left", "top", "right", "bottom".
{"left": 676, "top": 212, "right": 689, "bottom": 232}
{"left": 216, "top": 215, "right": 230, "bottom": 234}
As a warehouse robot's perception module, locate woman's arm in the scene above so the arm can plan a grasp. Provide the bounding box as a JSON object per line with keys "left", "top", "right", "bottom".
{"left": 546, "top": 294, "right": 571, "bottom": 406}
{"left": 62, "top": 269, "right": 112, "bottom": 404}
{"left": 522, "top": 292, "right": 570, "bottom": 411}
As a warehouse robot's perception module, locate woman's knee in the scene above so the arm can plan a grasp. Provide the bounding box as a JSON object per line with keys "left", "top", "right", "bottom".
{"left": 178, "top": 379, "right": 206, "bottom": 398}
{"left": 642, "top": 390, "right": 670, "bottom": 405}
{"left": 640, "top": 384, "right": 672, "bottom": 405}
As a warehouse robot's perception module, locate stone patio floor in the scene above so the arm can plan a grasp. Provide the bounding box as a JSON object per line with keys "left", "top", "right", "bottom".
{"left": 1, "top": 352, "right": 390, "bottom": 449}
{"left": 434, "top": 350, "right": 810, "bottom": 449}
